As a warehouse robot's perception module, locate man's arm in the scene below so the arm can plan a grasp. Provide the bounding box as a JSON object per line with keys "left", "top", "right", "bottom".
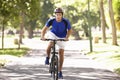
{"left": 41, "top": 26, "right": 49, "bottom": 40}
{"left": 65, "top": 29, "right": 72, "bottom": 40}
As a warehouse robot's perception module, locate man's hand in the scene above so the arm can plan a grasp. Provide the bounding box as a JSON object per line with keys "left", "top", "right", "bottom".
{"left": 64, "top": 38, "right": 69, "bottom": 41}
{"left": 65, "top": 29, "right": 72, "bottom": 41}
{"left": 41, "top": 37, "right": 46, "bottom": 40}
{"left": 41, "top": 26, "right": 48, "bottom": 41}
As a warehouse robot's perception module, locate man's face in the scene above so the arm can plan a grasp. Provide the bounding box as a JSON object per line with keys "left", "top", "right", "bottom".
{"left": 55, "top": 13, "right": 63, "bottom": 22}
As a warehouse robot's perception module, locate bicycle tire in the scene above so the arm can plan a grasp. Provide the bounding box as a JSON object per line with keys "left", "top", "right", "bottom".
{"left": 51, "top": 55, "right": 58, "bottom": 80}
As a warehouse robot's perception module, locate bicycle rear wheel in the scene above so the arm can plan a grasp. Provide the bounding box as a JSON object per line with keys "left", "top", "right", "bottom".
{"left": 51, "top": 55, "right": 58, "bottom": 80}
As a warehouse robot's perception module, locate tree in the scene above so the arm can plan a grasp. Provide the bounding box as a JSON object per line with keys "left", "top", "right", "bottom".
{"left": 64, "top": 5, "right": 82, "bottom": 39}
{"left": 40, "top": 0, "right": 54, "bottom": 26}
{"left": 99, "top": 0, "right": 107, "bottom": 43}
{"left": 0, "top": 0, "right": 16, "bottom": 49}
{"left": 13, "top": 0, "right": 41, "bottom": 43}
{"left": 24, "top": 0, "right": 41, "bottom": 38}
{"left": 108, "top": 0, "right": 118, "bottom": 45}
{"left": 0, "top": 0, "right": 41, "bottom": 48}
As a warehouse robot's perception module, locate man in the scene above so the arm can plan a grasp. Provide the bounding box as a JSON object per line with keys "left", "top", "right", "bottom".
{"left": 41, "top": 8, "right": 72, "bottom": 79}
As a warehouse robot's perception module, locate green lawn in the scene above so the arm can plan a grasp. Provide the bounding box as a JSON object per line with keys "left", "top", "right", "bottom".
{"left": 0, "top": 48, "right": 29, "bottom": 57}
{"left": 88, "top": 39, "right": 120, "bottom": 74}
{"left": 0, "top": 37, "right": 29, "bottom": 65}
{"left": 0, "top": 37, "right": 29, "bottom": 56}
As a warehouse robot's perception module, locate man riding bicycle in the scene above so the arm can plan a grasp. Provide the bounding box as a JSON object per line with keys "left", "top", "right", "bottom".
{"left": 41, "top": 8, "right": 72, "bottom": 79}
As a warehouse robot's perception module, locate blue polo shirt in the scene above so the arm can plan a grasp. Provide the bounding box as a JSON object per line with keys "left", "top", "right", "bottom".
{"left": 45, "top": 18, "right": 71, "bottom": 38}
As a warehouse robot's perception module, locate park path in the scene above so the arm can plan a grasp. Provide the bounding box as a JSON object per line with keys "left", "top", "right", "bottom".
{"left": 0, "top": 39, "right": 120, "bottom": 80}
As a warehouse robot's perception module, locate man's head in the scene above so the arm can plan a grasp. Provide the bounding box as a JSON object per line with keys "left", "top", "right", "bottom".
{"left": 54, "top": 8, "right": 63, "bottom": 22}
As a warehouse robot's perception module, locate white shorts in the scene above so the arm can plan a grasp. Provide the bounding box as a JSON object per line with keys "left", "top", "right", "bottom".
{"left": 46, "top": 31, "right": 66, "bottom": 49}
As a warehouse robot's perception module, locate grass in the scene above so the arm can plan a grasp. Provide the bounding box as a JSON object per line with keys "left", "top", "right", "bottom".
{"left": 115, "top": 68, "right": 120, "bottom": 74}
{"left": 0, "top": 48, "right": 29, "bottom": 67}
{"left": 110, "top": 54, "right": 120, "bottom": 72}
{"left": 0, "top": 48, "right": 29, "bottom": 57}
{"left": 0, "top": 36, "right": 29, "bottom": 57}
{"left": 87, "top": 40, "right": 120, "bottom": 74}
{"left": 110, "top": 54, "right": 120, "bottom": 61}
{"left": 0, "top": 37, "right": 29, "bottom": 65}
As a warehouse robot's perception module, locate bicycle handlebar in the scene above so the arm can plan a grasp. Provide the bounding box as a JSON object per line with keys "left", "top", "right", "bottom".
{"left": 41, "top": 39, "right": 66, "bottom": 41}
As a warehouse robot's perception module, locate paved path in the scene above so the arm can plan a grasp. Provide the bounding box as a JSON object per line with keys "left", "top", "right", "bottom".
{"left": 0, "top": 39, "right": 120, "bottom": 80}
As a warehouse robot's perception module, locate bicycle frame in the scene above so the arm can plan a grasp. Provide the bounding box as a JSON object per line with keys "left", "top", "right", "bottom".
{"left": 52, "top": 40, "right": 57, "bottom": 58}
{"left": 50, "top": 40, "right": 58, "bottom": 80}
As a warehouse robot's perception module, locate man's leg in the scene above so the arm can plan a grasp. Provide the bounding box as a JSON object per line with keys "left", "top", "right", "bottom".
{"left": 58, "top": 48, "right": 64, "bottom": 79}
{"left": 59, "top": 49, "right": 64, "bottom": 71}
{"left": 47, "top": 42, "right": 53, "bottom": 57}
{"left": 45, "top": 42, "right": 53, "bottom": 65}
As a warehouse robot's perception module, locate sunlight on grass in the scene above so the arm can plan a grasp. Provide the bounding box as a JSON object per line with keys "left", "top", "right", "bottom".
{"left": 0, "top": 48, "right": 29, "bottom": 66}
{"left": 110, "top": 54, "right": 120, "bottom": 60}
{"left": 0, "top": 48, "right": 29, "bottom": 57}
{"left": 115, "top": 68, "right": 120, "bottom": 74}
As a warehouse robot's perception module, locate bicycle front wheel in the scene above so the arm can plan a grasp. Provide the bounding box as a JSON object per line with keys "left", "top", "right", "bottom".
{"left": 51, "top": 55, "right": 58, "bottom": 80}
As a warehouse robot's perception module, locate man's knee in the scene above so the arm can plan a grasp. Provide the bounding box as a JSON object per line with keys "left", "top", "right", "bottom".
{"left": 59, "top": 49, "right": 64, "bottom": 52}
{"left": 47, "top": 42, "right": 53, "bottom": 48}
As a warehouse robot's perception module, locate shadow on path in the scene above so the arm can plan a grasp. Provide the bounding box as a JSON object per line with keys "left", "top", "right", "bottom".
{"left": 0, "top": 48, "right": 120, "bottom": 80}
{"left": 0, "top": 64, "right": 120, "bottom": 80}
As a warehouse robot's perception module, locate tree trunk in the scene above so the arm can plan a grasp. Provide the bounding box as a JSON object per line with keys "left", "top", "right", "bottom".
{"left": 18, "top": 11, "right": 24, "bottom": 49}
{"left": 2, "top": 18, "right": 5, "bottom": 49}
{"left": 72, "top": 29, "right": 81, "bottom": 40}
{"left": 99, "top": 0, "right": 106, "bottom": 43}
{"left": 27, "top": 20, "right": 37, "bottom": 38}
{"left": 28, "top": 26, "right": 33, "bottom": 39}
{"left": 108, "top": 0, "right": 118, "bottom": 45}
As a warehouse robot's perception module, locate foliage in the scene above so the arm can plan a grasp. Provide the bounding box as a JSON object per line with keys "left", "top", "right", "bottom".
{"left": 113, "top": 0, "right": 120, "bottom": 31}
{"left": 113, "top": 0, "right": 120, "bottom": 16}
{"left": 40, "top": 0, "right": 54, "bottom": 26}
{"left": 0, "top": 0, "right": 101, "bottom": 39}
{"left": 0, "top": 0, "right": 41, "bottom": 28}
{"left": 0, "top": 0, "right": 119, "bottom": 39}
{"left": 60, "top": 1, "right": 100, "bottom": 38}
{"left": 0, "top": 0, "right": 16, "bottom": 26}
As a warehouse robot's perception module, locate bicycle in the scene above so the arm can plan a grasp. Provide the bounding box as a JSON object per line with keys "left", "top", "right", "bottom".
{"left": 44, "top": 39, "right": 65, "bottom": 80}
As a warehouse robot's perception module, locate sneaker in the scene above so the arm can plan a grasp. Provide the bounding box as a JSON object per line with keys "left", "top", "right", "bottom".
{"left": 58, "top": 71, "right": 63, "bottom": 79}
{"left": 45, "top": 57, "right": 49, "bottom": 65}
